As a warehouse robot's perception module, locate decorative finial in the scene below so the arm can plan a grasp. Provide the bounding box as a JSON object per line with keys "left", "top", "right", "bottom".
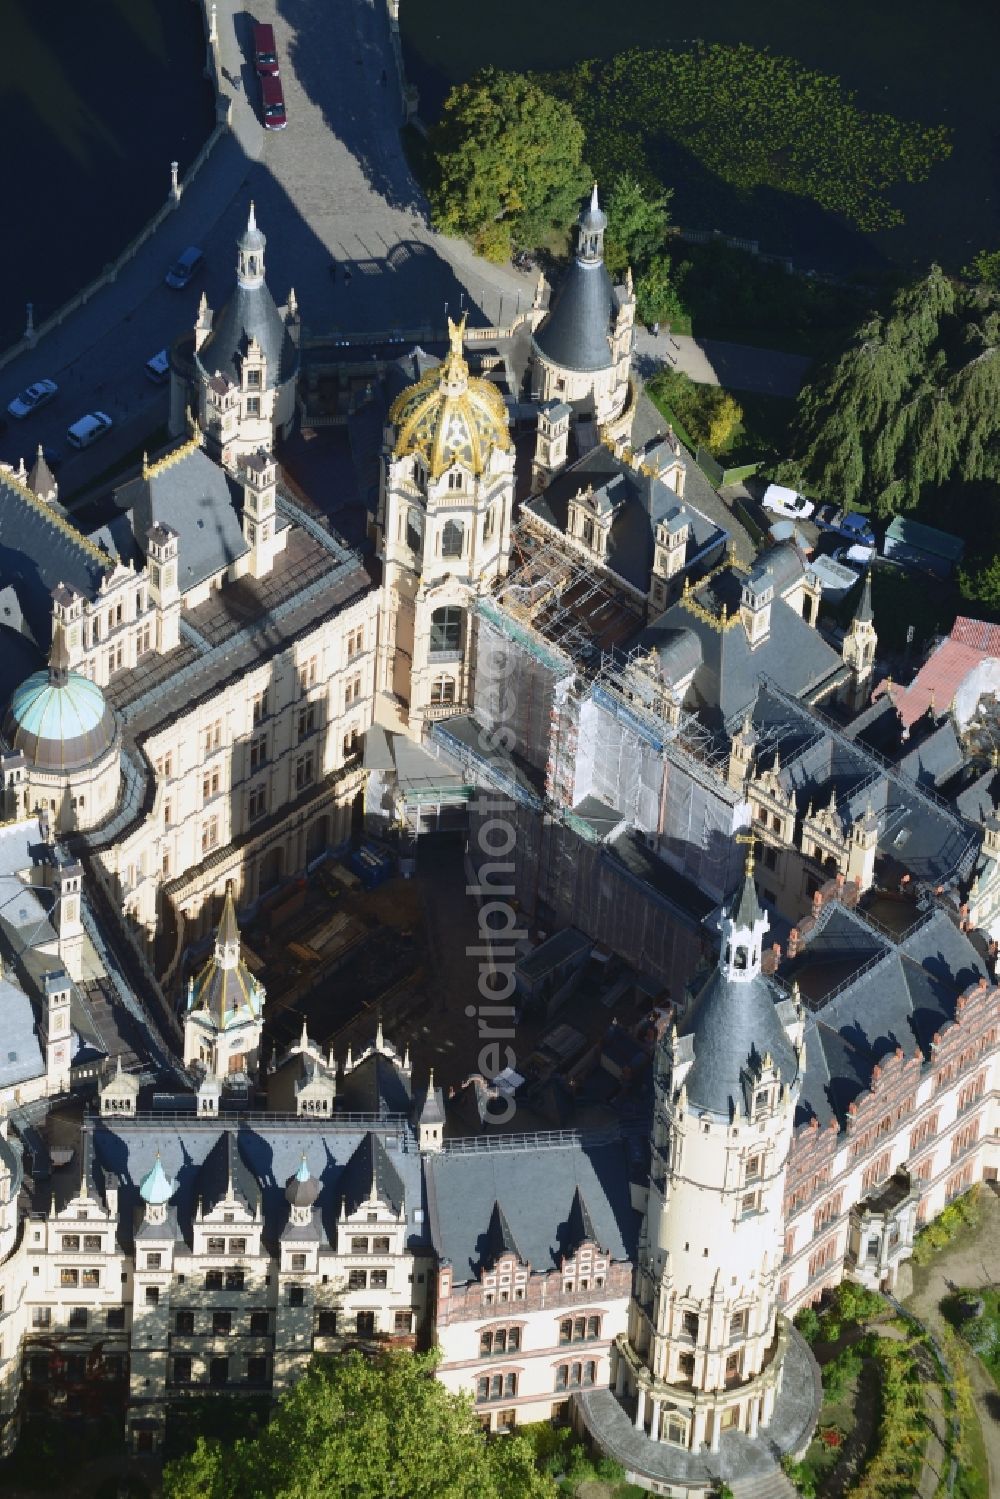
{"left": 446, "top": 313, "right": 467, "bottom": 359}
{"left": 735, "top": 829, "right": 757, "bottom": 878}
{"left": 142, "top": 451, "right": 149, "bottom": 480}
{"left": 248, "top": 200, "right": 257, "bottom": 234}
{"left": 590, "top": 181, "right": 599, "bottom": 215}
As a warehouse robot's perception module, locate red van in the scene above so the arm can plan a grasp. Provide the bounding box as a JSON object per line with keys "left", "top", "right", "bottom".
{"left": 261, "top": 72, "right": 287, "bottom": 130}
{"left": 253, "top": 23, "right": 279, "bottom": 76}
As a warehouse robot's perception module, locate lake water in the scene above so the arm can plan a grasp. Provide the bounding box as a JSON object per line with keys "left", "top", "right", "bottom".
{"left": 0, "top": 0, "right": 214, "bottom": 349}
{"left": 400, "top": 0, "right": 1000, "bottom": 275}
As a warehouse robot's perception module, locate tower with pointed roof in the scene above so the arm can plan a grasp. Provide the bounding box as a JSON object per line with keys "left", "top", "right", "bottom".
{"left": 529, "top": 185, "right": 636, "bottom": 471}
{"left": 378, "top": 315, "right": 515, "bottom": 732}
{"left": 842, "top": 570, "right": 877, "bottom": 713}
{"left": 177, "top": 203, "right": 301, "bottom": 465}
{"left": 594, "top": 850, "right": 815, "bottom": 1475}
{"left": 182, "top": 883, "right": 265, "bottom": 1082}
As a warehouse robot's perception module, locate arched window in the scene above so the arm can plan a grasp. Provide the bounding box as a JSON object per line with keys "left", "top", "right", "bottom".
{"left": 441, "top": 520, "right": 465, "bottom": 559}
{"left": 431, "top": 675, "right": 455, "bottom": 705}
{"left": 483, "top": 503, "right": 496, "bottom": 542}
{"left": 430, "top": 607, "right": 462, "bottom": 654}
{"left": 406, "top": 507, "right": 424, "bottom": 555}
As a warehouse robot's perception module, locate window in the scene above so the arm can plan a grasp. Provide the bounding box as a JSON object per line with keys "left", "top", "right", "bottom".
{"left": 229, "top": 1238, "right": 247, "bottom": 1255}
{"left": 745, "top": 1155, "right": 762, "bottom": 1182}
{"left": 345, "top": 674, "right": 362, "bottom": 708}
{"left": 295, "top": 753, "right": 315, "bottom": 792}
{"left": 213, "top": 1311, "right": 232, "bottom": 1336}
{"left": 62, "top": 1235, "right": 80, "bottom": 1252}
{"left": 372, "top": 1236, "right": 391, "bottom": 1254}
{"left": 251, "top": 1310, "right": 269, "bottom": 1335}
{"left": 441, "top": 521, "right": 465, "bottom": 560}
{"left": 343, "top": 728, "right": 360, "bottom": 760}
{"left": 247, "top": 368, "right": 262, "bottom": 390}
{"left": 298, "top": 704, "right": 316, "bottom": 741}
{"left": 176, "top": 1311, "right": 195, "bottom": 1334}
{"left": 203, "top": 768, "right": 221, "bottom": 801}
{"left": 246, "top": 396, "right": 261, "bottom": 416}
{"left": 370, "top": 1269, "right": 388, "bottom": 1289}
{"left": 405, "top": 508, "right": 424, "bottom": 554}
{"left": 69, "top": 1307, "right": 88, "bottom": 1329}
{"left": 248, "top": 785, "right": 268, "bottom": 823}
{"left": 861, "top": 1152, "right": 891, "bottom": 1193}
{"left": 226, "top": 1270, "right": 245, "bottom": 1291}
{"left": 173, "top": 1356, "right": 192, "bottom": 1385}
{"left": 299, "top": 657, "right": 318, "bottom": 691}
{"left": 430, "top": 607, "right": 461, "bottom": 653}
{"left": 248, "top": 1355, "right": 267, "bottom": 1384}
{"left": 483, "top": 503, "right": 496, "bottom": 542}
{"left": 290, "top": 1254, "right": 307, "bottom": 1272}
{"left": 288, "top": 1286, "right": 305, "bottom": 1308}
{"left": 554, "top": 1364, "right": 591, "bottom": 1391}
{"left": 356, "top": 1311, "right": 376, "bottom": 1336}
{"left": 146, "top": 1252, "right": 162, "bottom": 1270}
{"left": 252, "top": 690, "right": 269, "bottom": 726}
{"left": 447, "top": 470, "right": 464, "bottom": 492}
{"left": 203, "top": 720, "right": 222, "bottom": 754}
{"left": 351, "top": 1237, "right": 369, "bottom": 1255}
{"left": 205, "top": 1270, "right": 223, "bottom": 1291}
{"left": 32, "top": 1308, "right": 51, "bottom": 1329}
{"left": 207, "top": 1236, "right": 226, "bottom": 1256}
{"left": 145, "top": 1286, "right": 159, "bottom": 1307}
{"left": 106, "top": 1307, "right": 125, "bottom": 1330}
{"left": 682, "top": 1310, "right": 699, "bottom": 1339}
{"left": 741, "top": 1191, "right": 760, "bottom": 1217}
{"left": 316, "top": 1309, "right": 337, "bottom": 1335}
{"left": 347, "top": 627, "right": 364, "bottom": 659}
{"left": 249, "top": 735, "right": 268, "bottom": 773}
{"left": 202, "top": 816, "right": 219, "bottom": 854}
{"left": 60, "top": 1268, "right": 79, "bottom": 1288}
{"left": 394, "top": 1310, "right": 412, "bottom": 1334}
{"left": 678, "top": 1352, "right": 695, "bottom": 1379}
{"left": 430, "top": 674, "right": 455, "bottom": 705}
{"left": 729, "top": 1309, "right": 748, "bottom": 1341}
{"left": 348, "top": 1269, "right": 367, "bottom": 1291}
{"left": 582, "top": 517, "right": 595, "bottom": 547}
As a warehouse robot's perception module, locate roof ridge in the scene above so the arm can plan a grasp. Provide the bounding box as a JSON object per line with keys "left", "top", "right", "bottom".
{"left": 0, "top": 469, "right": 107, "bottom": 567}
{"left": 145, "top": 436, "right": 203, "bottom": 482}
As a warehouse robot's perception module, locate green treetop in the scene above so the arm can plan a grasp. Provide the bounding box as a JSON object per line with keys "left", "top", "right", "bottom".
{"left": 162, "top": 1351, "right": 557, "bottom": 1499}
{"left": 429, "top": 69, "right": 588, "bottom": 260}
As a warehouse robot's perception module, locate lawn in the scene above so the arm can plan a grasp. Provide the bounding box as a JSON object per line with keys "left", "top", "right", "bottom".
{"left": 943, "top": 1288, "right": 1000, "bottom": 1389}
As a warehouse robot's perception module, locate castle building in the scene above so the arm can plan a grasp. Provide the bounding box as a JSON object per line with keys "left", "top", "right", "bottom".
{"left": 575, "top": 861, "right": 820, "bottom": 1494}
{"left": 529, "top": 186, "right": 636, "bottom": 467}
{"left": 171, "top": 205, "right": 301, "bottom": 464}
{"left": 376, "top": 317, "right": 515, "bottom": 731}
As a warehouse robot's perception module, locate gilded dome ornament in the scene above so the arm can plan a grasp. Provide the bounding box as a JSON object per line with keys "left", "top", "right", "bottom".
{"left": 388, "top": 315, "right": 511, "bottom": 478}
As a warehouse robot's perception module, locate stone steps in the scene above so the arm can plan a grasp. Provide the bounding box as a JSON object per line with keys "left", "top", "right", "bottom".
{"left": 731, "top": 1468, "right": 798, "bottom": 1499}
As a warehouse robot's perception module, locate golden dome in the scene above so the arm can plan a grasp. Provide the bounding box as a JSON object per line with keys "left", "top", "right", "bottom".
{"left": 389, "top": 317, "right": 511, "bottom": 478}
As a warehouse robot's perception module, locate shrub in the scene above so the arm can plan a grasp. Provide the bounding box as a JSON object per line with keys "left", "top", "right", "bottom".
{"left": 911, "top": 1186, "right": 982, "bottom": 1266}
{"left": 795, "top": 1306, "right": 822, "bottom": 1344}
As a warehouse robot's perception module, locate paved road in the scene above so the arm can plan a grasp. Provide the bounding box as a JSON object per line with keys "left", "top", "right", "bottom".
{"left": 0, "top": 0, "right": 531, "bottom": 497}
{"left": 633, "top": 329, "right": 812, "bottom": 398}
{"left": 0, "top": 0, "right": 811, "bottom": 497}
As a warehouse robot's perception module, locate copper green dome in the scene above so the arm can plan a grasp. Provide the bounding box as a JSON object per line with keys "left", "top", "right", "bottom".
{"left": 4, "top": 626, "right": 116, "bottom": 772}
{"left": 389, "top": 316, "right": 510, "bottom": 478}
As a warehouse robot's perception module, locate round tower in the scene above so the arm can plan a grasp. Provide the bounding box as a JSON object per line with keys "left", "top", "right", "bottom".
{"left": 608, "top": 851, "right": 814, "bottom": 1468}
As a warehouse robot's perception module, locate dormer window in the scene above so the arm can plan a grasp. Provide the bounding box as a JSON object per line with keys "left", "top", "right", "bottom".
{"left": 734, "top": 945, "right": 748, "bottom": 971}
{"left": 246, "top": 368, "right": 262, "bottom": 390}
{"left": 582, "top": 518, "right": 595, "bottom": 547}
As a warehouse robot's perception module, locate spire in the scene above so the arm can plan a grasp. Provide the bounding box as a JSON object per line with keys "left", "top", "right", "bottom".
{"left": 375, "top": 1014, "right": 385, "bottom": 1052}
{"left": 853, "top": 569, "right": 874, "bottom": 627}
{"left": 731, "top": 836, "right": 764, "bottom": 931}
{"left": 563, "top": 1185, "right": 599, "bottom": 1254}
{"left": 578, "top": 184, "right": 607, "bottom": 264}
{"left": 48, "top": 620, "right": 70, "bottom": 687}
{"left": 216, "top": 882, "right": 240, "bottom": 965}
{"left": 300, "top": 1017, "right": 310, "bottom": 1052}
{"left": 237, "top": 203, "right": 266, "bottom": 288}
{"left": 139, "top": 1152, "right": 178, "bottom": 1207}
{"left": 295, "top": 1153, "right": 311, "bottom": 1182}
{"left": 480, "top": 1199, "right": 523, "bottom": 1270}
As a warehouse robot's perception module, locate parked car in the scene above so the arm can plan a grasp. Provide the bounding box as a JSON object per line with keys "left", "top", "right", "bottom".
{"left": 813, "top": 503, "right": 876, "bottom": 547}
{"left": 7, "top": 378, "right": 58, "bottom": 419}
{"left": 66, "top": 411, "right": 113, "bottom": 450}
{"left": 761, "top": 482, "right": 815, "bottom": 520}
{"left": 253, "top": 22, "right": 280, "bottom": 75}
{"left": 164, "top": 247, "right": 204, "bottom": 289}
{"left": 144, "top": 350, "right": 170, "bottom": 385}
{"left": 832, "top": 543, "right": 876, "bottom": 571}
{"left": 261, "top": 72, "right": 287, "bottom": 130}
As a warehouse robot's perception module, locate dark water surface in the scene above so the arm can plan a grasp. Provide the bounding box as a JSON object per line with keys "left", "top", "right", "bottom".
{"left": 0, "top": 0, "right": 214, "bottom": 348}
{"left": 400, "top": 0, "right": 1000, "bottom": 275}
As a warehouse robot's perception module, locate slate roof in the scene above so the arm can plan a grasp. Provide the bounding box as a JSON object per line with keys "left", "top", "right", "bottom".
{"left": 532, "top": 258, "right": 620, "bottom": 374}
{"left": 115, "top": 444, "right": 248, "bottom": 593}
{"left": 90, "top": 1120, "right": 428, "bottom": 1253}
{"left": 526, "top": 445, "right": 726, "bottom": 593}
{"left": 640, "top": 584, "right": 843, "bottom": 728}
{"left": 338, "top": 1131, "right": 405, "bottom": 1217}
{"left": 0, "top": 474, "right": 108, "bottom": 648}
{"left": 748, "top": 682, "right": 980, "bottom": 887}
{"left": 679, "top": 951, "right": 800, "bottom": 1120}
{"left": 0, "top": 976, "right": 44, "bottom": 1088}
{"left": 783, "top": 902, "right": 988, "bottom": 1127}
{"left": 337, "top": 1053, "right": 412, "bottom": 1115}
{"left": 896, "top": 720, "right": 965, "bottom": 790}
{"left": 196, "top": 281, "right": 298, "bottom": 391}
{"left": 424, "top": 1137, "right": 638, "bottom": 1285}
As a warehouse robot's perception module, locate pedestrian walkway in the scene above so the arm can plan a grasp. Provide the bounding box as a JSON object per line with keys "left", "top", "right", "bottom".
{"left": 633, "top": 328, "right": 812, "bottom": 398}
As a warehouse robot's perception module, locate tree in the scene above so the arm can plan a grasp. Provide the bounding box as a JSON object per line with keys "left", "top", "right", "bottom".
{"left": 707, "top": 392, "right": 743, "bottom": 453}
{"left": 635, "top": 254, "right": 686, "bottom": 327}
{"left": 780, "top": 265, "right": 1000, "bottom": 537}
{"left": 429, "top": 70, "right": 588, "bottom": 254}
{"left": 603, "top": 172, "right": 671, "bottom": 279}
{"left": 162, "top": 1352, "right": 556, "bottom": 1499}
{"left": 963, "top": 248, "right": 1000, "bottom": 286}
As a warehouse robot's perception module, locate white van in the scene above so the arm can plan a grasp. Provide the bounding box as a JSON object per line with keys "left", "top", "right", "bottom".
{"left": 66, "top": 411, "right": 113, "bottom": 450}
